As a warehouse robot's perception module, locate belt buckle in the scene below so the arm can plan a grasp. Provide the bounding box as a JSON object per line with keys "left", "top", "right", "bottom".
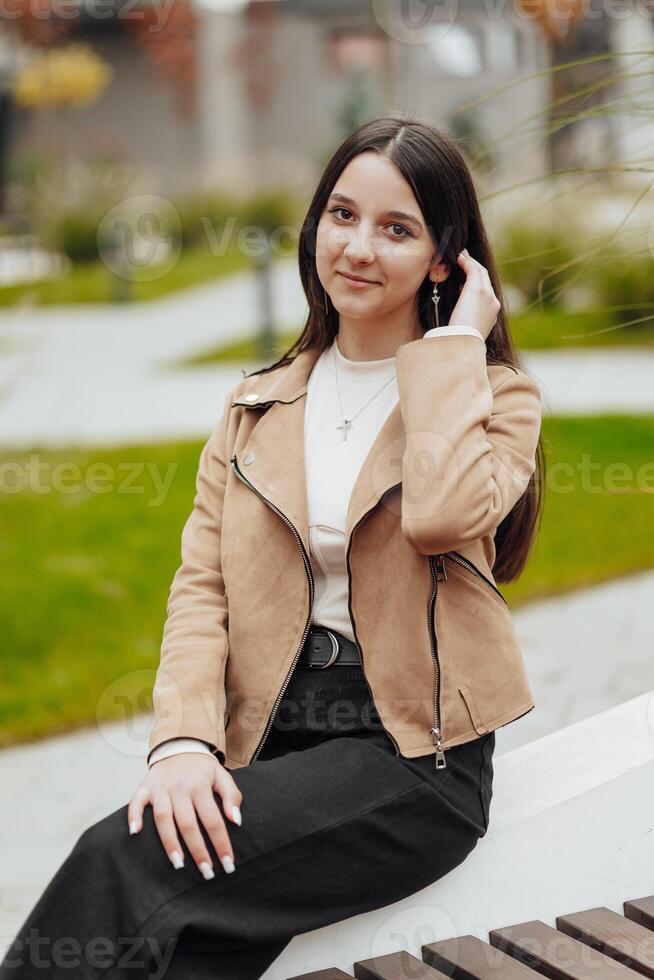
{"left": 314, "top": 629, "right": 340, "bottom": 668}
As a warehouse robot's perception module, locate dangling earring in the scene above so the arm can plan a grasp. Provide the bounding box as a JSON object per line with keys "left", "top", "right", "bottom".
{"left": 431, "top": 280, "right": 441, "bottom": 328}
{"left": 324, "top": 289, "right": 329, "bottom": 314}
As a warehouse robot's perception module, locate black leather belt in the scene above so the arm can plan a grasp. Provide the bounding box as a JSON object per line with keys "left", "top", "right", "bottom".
{"left": 297, "top": 627, "right": 363, "bottom": 668}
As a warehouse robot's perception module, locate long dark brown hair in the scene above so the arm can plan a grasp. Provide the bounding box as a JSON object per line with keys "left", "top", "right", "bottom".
{"left": 246, "top": 115, "right": 546, "bottom": 583}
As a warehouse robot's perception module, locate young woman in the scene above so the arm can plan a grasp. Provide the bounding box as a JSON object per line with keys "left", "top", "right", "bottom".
{"left": 0, "top": 116, "right": 544, "bottom": 980}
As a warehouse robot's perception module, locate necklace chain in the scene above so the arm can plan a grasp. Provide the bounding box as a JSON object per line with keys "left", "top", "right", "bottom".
{"left": 333, "top": 344, "right": 396, "bottom": 443}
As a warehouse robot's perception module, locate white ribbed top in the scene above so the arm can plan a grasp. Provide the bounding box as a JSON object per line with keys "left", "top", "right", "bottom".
{"left": 304, "top": 335, "right": 400, "bottom": 642}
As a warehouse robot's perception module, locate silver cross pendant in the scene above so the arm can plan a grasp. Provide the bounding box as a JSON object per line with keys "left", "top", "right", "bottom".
{"left": 336, "top": 418, "right": 352, "bottom": 442}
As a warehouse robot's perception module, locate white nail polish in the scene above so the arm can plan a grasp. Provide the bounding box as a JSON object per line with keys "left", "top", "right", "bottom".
{"left": 199, "top": 862, "right": 215, "bottom": 880}
{"left": 170, "top": 851, "right": 184, "bottom": 869}
{"left": 221, "top": 855, "right": 236, "bottom": 874}
{"left": 231, "top": 805, "right": 242, "bottom": 826}
{"left": 129, "top": 821, "right": 139, "bottom": 835}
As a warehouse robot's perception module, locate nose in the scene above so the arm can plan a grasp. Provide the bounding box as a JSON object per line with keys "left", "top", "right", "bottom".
{"left": 342, "top": 222, "right": 375, "bottom": 263}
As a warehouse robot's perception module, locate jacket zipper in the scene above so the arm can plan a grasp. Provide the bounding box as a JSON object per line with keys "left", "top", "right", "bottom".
{"left": 428, "top": 555, "right": 447, "bottom": 769}
{"left": 230, "top": 453, "right": 315, "bottom": 762}
{"left": 444, "top": 551, "right": 507, "bottom": 605}
{"left": 229, "top": 461, "right": 494, "bottom": 769}
{"left": 345, "top": 515, "right": 402, "bottom": 758}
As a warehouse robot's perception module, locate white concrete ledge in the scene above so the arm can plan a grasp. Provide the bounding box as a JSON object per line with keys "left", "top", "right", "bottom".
{"left": 264, "top": 690, "right": 654, "bottom": 978}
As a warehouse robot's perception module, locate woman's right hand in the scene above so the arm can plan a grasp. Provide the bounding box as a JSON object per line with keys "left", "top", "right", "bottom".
{"left": 127, "top": 754, "right": 243, "bottom": 878}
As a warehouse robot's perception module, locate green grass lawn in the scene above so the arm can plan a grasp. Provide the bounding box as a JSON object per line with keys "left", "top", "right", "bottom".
{"left": 0, "top": 246, "right": 252, "bottom": 306}
{"left": 1, "top": 414, "right": 652, "bottom": 748}
{"left": 177, "top": 332, "right": 299, "bottom": 366}
{"left": 512, "top": 307, "right": 654, "bottom": 349}
{"left": 174, "top": 310, "right": 654, "bottom": 369}
{"left": 509, "top": 415, "right": 654, "bottom": 603}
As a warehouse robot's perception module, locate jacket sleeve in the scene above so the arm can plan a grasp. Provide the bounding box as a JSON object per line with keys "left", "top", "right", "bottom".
{"left": 395, "top": 333, "right": 542, "bottom": 555}
{"left": 147, "top": 388, "right": 233, "bottom": 767}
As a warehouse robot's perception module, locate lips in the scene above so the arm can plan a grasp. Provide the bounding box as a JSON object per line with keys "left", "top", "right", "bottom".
{"left": 338, "top": 271, "right": 380, "bottom": 284}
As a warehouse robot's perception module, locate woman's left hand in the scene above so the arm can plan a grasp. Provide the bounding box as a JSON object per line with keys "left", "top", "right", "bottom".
{"left": 447, "top": 249, "right": 501, "bottom": 342}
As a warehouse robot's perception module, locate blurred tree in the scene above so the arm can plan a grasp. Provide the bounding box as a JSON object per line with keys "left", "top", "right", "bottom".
{"left": 12, "top": 43, "right": 113, "bottom": 109}
{"left": 518, "top": 0, "right": 585, "bottom": 42}
{"left": 2, "top": 0, "right": 199, "bottom": 119}
{"left": 336, "top": 67, "right": 375, "bottom": 139}
{"left": 230, "top": 2, "right": 281, "bottom": 111}
{"left": 518, "top": 0, "right": 615, "bottom": 172}
{"left": 0, "top": 0, "right": 69, "bottom": 45}
{"left": 123, "top": 0, "right": 198, "bottom": 118}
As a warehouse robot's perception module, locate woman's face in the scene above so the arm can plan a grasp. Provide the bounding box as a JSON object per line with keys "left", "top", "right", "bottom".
{"left": 315, "top": 152, "right": 448, "bottom": 322}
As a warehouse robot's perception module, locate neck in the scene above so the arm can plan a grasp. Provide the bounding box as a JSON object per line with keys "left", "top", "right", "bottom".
{"left": 335, "top": 313, "right": 423, "bottom": 361}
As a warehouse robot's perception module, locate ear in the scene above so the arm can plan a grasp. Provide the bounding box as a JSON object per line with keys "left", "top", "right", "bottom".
{"left": 428, "top": 253, "right": 451, "bottom": 284}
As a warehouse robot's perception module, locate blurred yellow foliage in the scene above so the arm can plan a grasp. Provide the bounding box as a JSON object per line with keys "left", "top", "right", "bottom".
{"left": 518, "top": 0, "right": 585, "bottom": 40}
{"left": 13, "top": 43, "right": 113, "bottom": 109}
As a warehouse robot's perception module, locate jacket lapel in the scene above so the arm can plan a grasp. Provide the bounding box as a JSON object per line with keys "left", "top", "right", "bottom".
{"left": 345, "top": 403, "right": 404, "bottom": 540}
{"left": 232, "top": 344, "right": 406, "bottom": 552}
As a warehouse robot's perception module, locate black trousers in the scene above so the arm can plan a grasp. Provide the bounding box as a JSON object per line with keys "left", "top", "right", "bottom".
{"left": 0, "top": 654, "right": 495, "bottom": 980}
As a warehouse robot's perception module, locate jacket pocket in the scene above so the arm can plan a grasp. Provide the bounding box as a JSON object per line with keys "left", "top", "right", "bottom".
{"left": 459, "top": 684, "right": 489, "bottom": 736}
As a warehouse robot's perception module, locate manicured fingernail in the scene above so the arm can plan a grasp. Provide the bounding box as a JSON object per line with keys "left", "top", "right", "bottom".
{"left": 231, "top": 805, "right": 242, "bottom": 826}
{"left": 129, "top": 821, "right": 139, "bottom": 835}
{"left": 221, "top": 855, "right": 236, "bottom": 874}
{"left": 199, "top": 862, "right": 215, "bottom": 880}
{"left": 170, "top": 850, "right": 184, "bottom": 869}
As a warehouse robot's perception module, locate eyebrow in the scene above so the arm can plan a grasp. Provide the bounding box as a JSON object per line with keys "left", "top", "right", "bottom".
{"left": 327, "top": 193, "right": 423, "bottom": 231}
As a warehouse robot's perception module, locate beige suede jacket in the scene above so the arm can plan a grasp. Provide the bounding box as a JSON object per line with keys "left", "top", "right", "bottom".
{"left": 147, "top": 333, "right": 542, "bottom": 772}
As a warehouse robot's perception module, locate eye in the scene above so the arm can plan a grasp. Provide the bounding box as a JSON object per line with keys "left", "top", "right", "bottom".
{"left": 329, "top": 206, "right": 353, "bottom": 221}
{"left": 388, "top": 222, "right": 413, "bottom": 239}
{"left": 328, "top": 208, "right": 414, "bottom": 239}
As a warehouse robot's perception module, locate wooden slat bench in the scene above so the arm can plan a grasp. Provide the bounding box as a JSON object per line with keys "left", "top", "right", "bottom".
{"left": 287, "top": 895, "right": 654, "bottom": 980}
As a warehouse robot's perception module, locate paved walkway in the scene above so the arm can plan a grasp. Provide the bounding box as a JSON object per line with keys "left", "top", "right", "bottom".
{"left": 0, "top": 258, "right": 307, "bottom": 447}
{"left": 0, "top": 260, "right": 653, "bottom": 447}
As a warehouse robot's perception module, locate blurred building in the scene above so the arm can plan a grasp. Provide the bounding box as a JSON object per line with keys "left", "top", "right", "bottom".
{"left": 1, "top": 0, "right": 650, "bottom": 196}
{"left": 217, "top": 0, "right": 552, "bottom": 190}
